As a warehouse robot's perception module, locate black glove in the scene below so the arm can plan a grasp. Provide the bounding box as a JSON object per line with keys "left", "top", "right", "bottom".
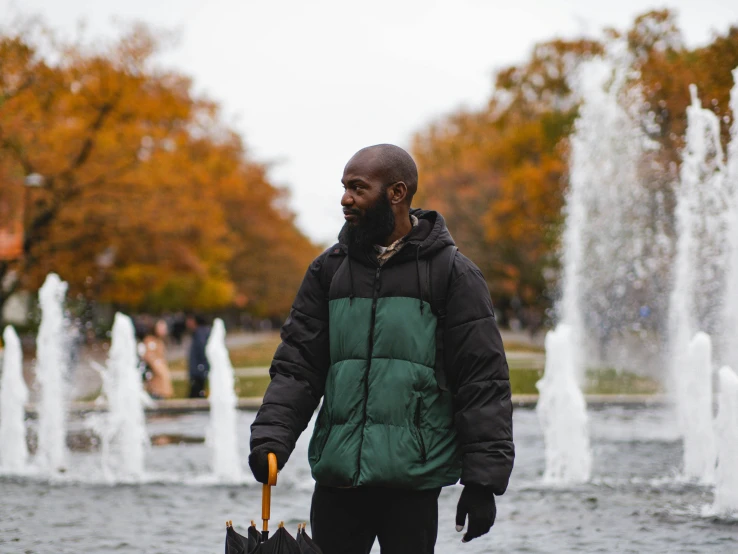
{"left": 248, "top": 443, "right": 288, "bottom": 484}
{"left": 455, "top": 485, "right": 497, "bottom": 543}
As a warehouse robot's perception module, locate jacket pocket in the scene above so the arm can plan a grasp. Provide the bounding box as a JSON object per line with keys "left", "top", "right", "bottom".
{"left": 412, "top": 394, "right": 427, "bottom": 464}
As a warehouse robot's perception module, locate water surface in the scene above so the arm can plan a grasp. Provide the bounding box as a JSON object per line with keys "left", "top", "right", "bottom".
{"left": 1, "top": 407, "right": 736, "bottom": 553}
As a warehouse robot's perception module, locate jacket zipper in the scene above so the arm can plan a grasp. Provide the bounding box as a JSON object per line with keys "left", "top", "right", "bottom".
{"left": 414, "top": 395, "right": 427, "bottom": 463}
{"left": 355, "top": 266, "right": 381, "bottom": 486}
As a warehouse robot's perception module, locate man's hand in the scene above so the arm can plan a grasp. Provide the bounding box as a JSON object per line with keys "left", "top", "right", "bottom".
{"left": 455, "top": 485, "right": 497, "bottom": 543}
{"left": 248, "top": 444, "right": 286, "bottom": 484}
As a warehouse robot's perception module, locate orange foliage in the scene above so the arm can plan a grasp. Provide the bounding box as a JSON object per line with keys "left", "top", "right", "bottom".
{"left": 0, "top": 23, "right": 318, "bottom": 318}
{"left": 413, "top": 10, "right": 738, "bottom": 325}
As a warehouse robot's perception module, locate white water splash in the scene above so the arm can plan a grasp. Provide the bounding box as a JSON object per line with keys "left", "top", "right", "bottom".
{"left": 35, "top": 273, "right": 69, "bottom": 473}
{"left": 98, "top": 313, "right": 149, "bottom": 482}
{"left": 669, "top": 86, "right": 731, "bottom": 434}
{"left": 681, "top": 333, "right": 716, "bottom": 483}
{"left": 721, "top": 69, "right": 738, "bottom": 371}
{"left": 205, "top": 318, "right": 242, "bottom": 482}
{"left": 561, "top": 43, "right": 668, "bottom": 381}
{"left": 714, "top": 366, "right": 738, "bottom": 514}
{"left": 536, "top": 324, "right": 591, "bottom": 484}
{"left": 0, "top": 326, "right": 29, "bottom": 472}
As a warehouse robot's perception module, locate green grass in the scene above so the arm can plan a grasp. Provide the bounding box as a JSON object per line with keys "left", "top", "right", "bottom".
{"left": 85, "top": 366, "right": 659, "bottom": 401}
{"left": 169, "top": 333, "right": 281, "bottom": 372}
{"left": 172, "top": 374, "right": 272, "bottom": 399}
{"left": 146, "top": 333, "right": 663, "bottom": 400}
{"left": 170, "top": 371, "right": 544, "bottom": 399}
{"left": 168, "top": 368, "right": 661, "bottom": 400}
{"left": 510, "top": 368, "right": 543, "bottom": 395}
{"left": 584, "top": 367, "right": 661, "bottom": 395}
{"left": 502, "top": 340, "right": 545, "bottom": 353}
{"left": 508, "top": 367, "right": 662, "bottom": 396}
{"left": 228, "top": 336, "right": 281, "bottom": 367}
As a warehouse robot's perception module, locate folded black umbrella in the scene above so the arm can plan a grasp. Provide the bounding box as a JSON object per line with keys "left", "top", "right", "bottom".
{"left": 225, "top": 521, "right": 260, "bottom": 554}
{"left": 296, "top": 524, "right": 323, "bottom": 554}
{"left": 225, "top": 522, "right": 248, "bottom": 554}
{"left": 261, "top": 525, "right": 301, "bottom": 554}
{"left": 225, "top": 453, "right": 316, "bottom": 554}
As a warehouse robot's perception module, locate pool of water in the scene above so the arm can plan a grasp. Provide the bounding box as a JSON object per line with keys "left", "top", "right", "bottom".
{"left": 1, "top": 406, "right": 736, "bottom": 553}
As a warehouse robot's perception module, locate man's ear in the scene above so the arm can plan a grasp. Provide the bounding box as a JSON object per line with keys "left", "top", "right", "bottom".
{"left": 388, "top": 181, "right": 408, "bottom": 205}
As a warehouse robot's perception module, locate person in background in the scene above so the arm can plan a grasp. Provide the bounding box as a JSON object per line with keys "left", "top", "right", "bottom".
{"left": 186, "top": 314, "right": 211, "bottom": 398}
{"left": 142, "top": 319, "right": 174, "bottom": 400}
{"left": 169, "top": 312, "right": 187, "bottom": 345}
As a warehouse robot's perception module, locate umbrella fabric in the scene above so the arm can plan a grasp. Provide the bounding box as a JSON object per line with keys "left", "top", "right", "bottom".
{"left": 296, "top": 526, "right": 323, "bottom": 554}
{"left": 225, "top": 524, "right": 249, "bottom": 554}
{"left": 247, "top": 525, "right": 262, "bottom": 553}
{"left": 225, "top": 523, "right": 261, "bottom": 554}
{"left": 261, "top": 527, "right": 301, "bottom": 554}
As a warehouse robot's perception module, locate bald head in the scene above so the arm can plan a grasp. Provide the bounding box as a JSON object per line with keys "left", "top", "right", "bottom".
{"left": 345, "top": 144, "right": 418, "bottom": 205}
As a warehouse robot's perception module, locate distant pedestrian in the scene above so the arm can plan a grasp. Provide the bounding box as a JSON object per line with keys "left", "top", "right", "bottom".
{"left": 169, "top": 312, "right": 187, "bottom": 345}
{"left": 142, "top": 319, "right": 174, "bottom": 400}
{"left": 186, "top": 314, "right": 211, "bottom": 398}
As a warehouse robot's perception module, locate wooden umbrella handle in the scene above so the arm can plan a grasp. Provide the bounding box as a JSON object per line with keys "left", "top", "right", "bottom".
{"left": 261, "top": 453, "right": 278, "bottom": 539}
{"left": 267, "top": 452, "right": 278, "bottom": 486}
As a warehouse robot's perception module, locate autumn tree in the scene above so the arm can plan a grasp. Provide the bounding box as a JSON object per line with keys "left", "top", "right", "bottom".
{"left": 0, "top": 23, "right": 318, "bottom": 323}
{"left": 412, "top": 10, "right": 738, "bottom": 326}
{"left": 413, "top": 38, "right": 601, "bottom": 324}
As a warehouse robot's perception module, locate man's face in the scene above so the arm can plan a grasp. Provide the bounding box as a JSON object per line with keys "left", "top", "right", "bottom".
{"left": 341, "top": 155, "right": 395, "bottom": 247}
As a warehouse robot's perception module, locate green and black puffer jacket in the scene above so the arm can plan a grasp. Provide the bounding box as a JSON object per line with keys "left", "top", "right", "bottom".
{"left": 250, "top": 209, "right": 514, "bottom": 494}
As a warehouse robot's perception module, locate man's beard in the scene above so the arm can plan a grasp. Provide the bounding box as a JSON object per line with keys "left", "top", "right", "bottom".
{"left": 344, "top": 193, "right": 396, "bottom": 249}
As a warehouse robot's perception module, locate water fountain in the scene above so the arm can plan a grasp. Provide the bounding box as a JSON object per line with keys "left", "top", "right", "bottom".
{"left": 721, "top": 68, "right": 738, "bottom": 372}
{"left": 0, "top": 325, "right": 29, "bottom": 472}
{"left": 544, "top": 44, "right": 661, "bottom": 481}
{"left": 34, "top": 273, "right": 70, "bottom": 473}
{"left": 536, "top": 324, "right": 591, "bottom": 483}
{"left": 562, "top": 43, "right": 670, "bottom": 381}
{"left": 681, "top": 332, "right": 716, "bottom": 483}
{"left": 98, "top": 312, "right": 149, "bottom": 482}
{"left": 669, "top": 85, "right": 731, "bottom": 438}
{"left": 205, "top": 318, "right": 242, "bottom": 482}
{"left": 711, "top": 68, "right": 738, "bottom": 516}
{"left": 714, "top": 366, "right": 738, "bottom": 514}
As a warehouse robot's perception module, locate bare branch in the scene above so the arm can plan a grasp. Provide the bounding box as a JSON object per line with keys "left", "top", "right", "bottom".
{"left": 65, "top": 88, "right": 124, "bottom": 175}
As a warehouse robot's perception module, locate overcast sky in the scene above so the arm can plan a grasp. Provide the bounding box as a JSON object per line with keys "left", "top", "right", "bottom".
{"left": 2, "top": 0, "right": 737, "bottom": 245}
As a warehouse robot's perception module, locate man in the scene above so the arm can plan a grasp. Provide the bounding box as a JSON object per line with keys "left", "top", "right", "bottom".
{"left": 249, "top": 144, "right": 514, "bottom": 553}
{"left": 186, "top": 314, "right": 211, "bottom": 398}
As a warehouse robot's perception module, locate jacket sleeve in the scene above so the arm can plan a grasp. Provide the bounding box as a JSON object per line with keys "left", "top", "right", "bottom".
{"left": 249, "top": 252, "right": 331, "bottom": 466}
{"left": 445, "top": 254, "right": 514, "bottom": 495}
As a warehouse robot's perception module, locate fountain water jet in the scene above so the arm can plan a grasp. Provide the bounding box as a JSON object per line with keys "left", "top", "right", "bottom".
{"left": 562, "top": 44, "right": 669, "bottom": 381}
{"left": 714, "top": 366, "right": 738, "bottom": 514}
{"left": 536, "top": 325, "right": 591, "bottom": 484}
{"left": 205, "top": 318, "right": 241, "bottom": 482}
{"left": 0, "top": 326, "right": 29, "bottom": 472}
{"left": 669, "top": 86, "right": 731, "bottom": 432}
{"left": 721, "top": 69, "right": 738, "bottom": 371}
{"left": 98, "top": 312, "right": 149, "bottom": 482}
{"left": 547, "top": 44, "right": 661, "bottom": 482}
{"left": 682, "top": 332, "right": 716, "bottom": 483}
{"left": 35, "top": 273, "right": 69, "bottom": 473}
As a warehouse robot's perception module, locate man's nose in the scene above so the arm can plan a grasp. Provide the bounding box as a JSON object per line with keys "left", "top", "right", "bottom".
{"left": 341, "top": 190, "right": 354, "bottom": 207}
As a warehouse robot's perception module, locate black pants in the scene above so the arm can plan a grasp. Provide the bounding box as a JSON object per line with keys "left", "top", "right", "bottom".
{"left": 310, "top": 484, "right": 441, "bottom": 554}
{"left": 189, "top": 376, "right": 207, "bottom": 398}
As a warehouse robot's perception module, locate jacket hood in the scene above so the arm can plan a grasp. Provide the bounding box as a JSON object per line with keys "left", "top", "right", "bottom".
{"left": 337, "top": 208, "right": 455, "bottom": 262}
